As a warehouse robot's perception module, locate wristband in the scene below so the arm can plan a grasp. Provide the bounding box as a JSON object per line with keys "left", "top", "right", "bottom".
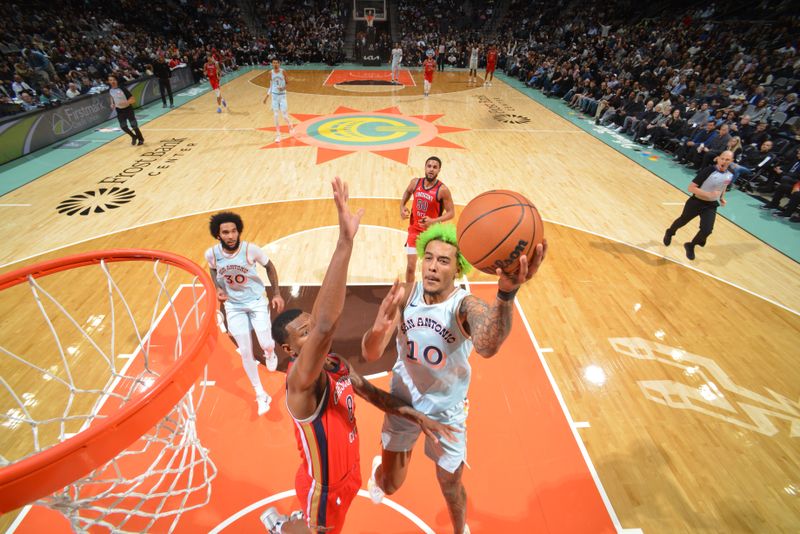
{"left": 497, "top": 288, "right": 518, "bottom": 302}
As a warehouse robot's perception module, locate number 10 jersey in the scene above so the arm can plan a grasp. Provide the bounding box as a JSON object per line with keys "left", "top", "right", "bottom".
{"left": 391, "top": 282, "right": 473, "bottom": 414}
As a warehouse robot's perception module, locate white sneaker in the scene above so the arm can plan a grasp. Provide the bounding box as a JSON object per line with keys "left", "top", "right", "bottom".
{"left": 275, "top": 135, "right": 281, "bottom": 142}
{"left": 463, "top": 526, "right": 470, "bottom": 534}
{"left": 265, "top": 349, "right": 278, "bottom": 372}
{"left": 368, "top": 455, "right": 385, "bottom": 504}
{"left": 260, "top": 507, "right": 288, "bottom": 533}
{"left": 257, "top": 393, "right": 271, "bottom": 416}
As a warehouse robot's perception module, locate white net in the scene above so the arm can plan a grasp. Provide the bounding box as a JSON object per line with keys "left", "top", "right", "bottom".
{"left": 0, "top": 252, "right": 217, "bottom": 533}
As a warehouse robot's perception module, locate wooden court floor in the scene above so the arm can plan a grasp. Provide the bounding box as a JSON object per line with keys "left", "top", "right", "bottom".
{"left": 1, "top": 68, "right": 799, "bottom": 533}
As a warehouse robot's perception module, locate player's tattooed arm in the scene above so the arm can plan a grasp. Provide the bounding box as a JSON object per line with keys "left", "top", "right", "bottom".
{"left": 458, "top": 242, "right": 547, "bottom": 357}
{"left": 348, "top": 366, "right": 458, "bottom": 443}
{"left": 459, "top": 294, "right": 513, "bottom": 358}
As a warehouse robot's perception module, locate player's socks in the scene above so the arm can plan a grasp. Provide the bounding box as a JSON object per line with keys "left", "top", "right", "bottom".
{"left": 256, "top": 393, "right": 271, "bottom": 416}
{"left": 222, "top": 99, "right": 227, "bottom": 108}
{"left": 260, "top": 507, "right": 288, "bottom": 533}
{"left": 368, "top": 455, "right": 385, "bottom": 504}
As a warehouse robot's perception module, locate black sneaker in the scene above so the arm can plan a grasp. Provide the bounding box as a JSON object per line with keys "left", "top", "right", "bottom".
{"left": 663, "top": 230, "right": 673, "bottom": 246}
{"left": 772, "top": 211, "right": 790, "bottom": 218}
{"left": 137, "top": 138, "right": 144, "bottom": 145}
{"left": 759, "top": 204, "right": 774, "bottom": 210}
{"left": 683, "top": 243, "right": 695, "bottom": 261}
{"left": 130, "top": 136, "right": 137, "bottom": 145}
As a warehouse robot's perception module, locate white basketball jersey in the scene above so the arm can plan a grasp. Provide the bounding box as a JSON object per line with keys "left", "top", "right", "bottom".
{"left": 205, "top": 241, "right": 268, "bottom": 304}
{"left": 270, "top": 68, "right": 286, "bottom": 95}
{"left": 391, "top": 282, "right": 473, "bottom": 414}
{"left": 470, "top": 47, "right": 479, "bottom": 62}
{"left": 392, "top": 48, "right": 403, "bottom": 65}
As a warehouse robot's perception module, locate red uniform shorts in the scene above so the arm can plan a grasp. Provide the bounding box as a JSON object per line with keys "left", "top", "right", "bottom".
{"left": 295, "top": 464, "right": 361, "bottom": 533}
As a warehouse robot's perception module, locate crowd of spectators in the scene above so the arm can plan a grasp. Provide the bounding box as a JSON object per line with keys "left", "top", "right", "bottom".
{"left": 1, "top": 0, "right": 346, "bottom": 118}
{"left": 495, "top": 0, "right": 800, "bottom": 222}
{"left": 387, "top": 0, "right": 799, "bottom": 220}
{"left": 4, "top": 1, "right": 800, "bottom": 220}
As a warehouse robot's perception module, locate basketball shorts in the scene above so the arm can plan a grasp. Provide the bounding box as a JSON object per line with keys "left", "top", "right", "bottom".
{"left": 381, "top": 398, "right": 468, "bottom": 473}
{"left": 424, "top": 73, "right": 434, "bottom": 83}
{"left": 405, "top": 230, "right": 420, "bottom": 255}
{"left": 271, "top": 93, "right": 288, "bottom": 112}
{"left": 295, "top": 463, "right": 361, "bottom": 533}
{"left": 469, "top": 60, "right": 478, "bottom": 70}
{"left": 209, "top": 78, "right": 220, "bottom": 90}
{"left": 223, "top": 296, "right": 271, "bottom": 338}
{"left": 486, "top": 63, "right": 496, "bottom": 74}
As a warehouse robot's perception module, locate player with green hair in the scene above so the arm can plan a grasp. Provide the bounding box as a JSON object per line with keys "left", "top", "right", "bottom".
{"left": 414, "top": 223, "right": 472, "bottom": 276}
{"left": 362, "top": 222, "right": 547, "bottom": 534}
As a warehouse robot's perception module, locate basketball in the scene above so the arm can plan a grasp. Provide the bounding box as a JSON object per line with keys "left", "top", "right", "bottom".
{"left": 456, "top": 190, "right": 544, "bottom": 275}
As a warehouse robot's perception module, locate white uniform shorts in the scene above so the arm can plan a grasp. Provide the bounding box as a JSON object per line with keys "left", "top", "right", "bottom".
{"left": 223, "top": 296, "right": 271, "bottom": 337}
{"left": 272, "top": 93, "right": 288, "bottom": 112}
{"left": 381, "top": 398, "right": 468, "bottom": 473}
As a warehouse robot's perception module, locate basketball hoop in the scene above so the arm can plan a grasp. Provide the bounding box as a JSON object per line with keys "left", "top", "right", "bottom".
{"left": 0, "top": 249, "right": 218, "bottom": 531}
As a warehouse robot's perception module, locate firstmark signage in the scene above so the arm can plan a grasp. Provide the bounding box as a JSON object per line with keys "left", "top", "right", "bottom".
{"left": 57, "top": 138, "right": 195, "bottom": 216}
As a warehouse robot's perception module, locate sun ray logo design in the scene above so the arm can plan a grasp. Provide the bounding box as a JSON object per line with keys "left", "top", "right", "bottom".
{"left": 57, "top": 187, "right": 136, "bottom": 216}
{"left": 257, "top": 106, "right": 469, "bottom": 164}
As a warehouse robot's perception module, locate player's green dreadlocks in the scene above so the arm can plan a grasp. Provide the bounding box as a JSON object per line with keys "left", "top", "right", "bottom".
{"left": 415, "top": 223, "right": 473, "bottom": 275}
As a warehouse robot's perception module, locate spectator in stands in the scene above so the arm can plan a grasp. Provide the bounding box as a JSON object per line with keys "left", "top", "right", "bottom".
{"left": 12, "top": 74, "right": 35, "bottom": 98}
{"left": 686, "top": 102, "right": 711, "bottom": 128}
{"left": 38, "top": 86, "right": 59, "bottom": 105}
{"left": 748, "top": 99, "right": 770, "bottom": 123}
{"left": 676, "top": 120, "right": 717, "bottom": 163}
{"left": 66, "top": 82, "right": 81, "bottom": 99}
{"left": 759, "top": 148, "right": 800, "bottom": 220}
{"left": 19, "top": 92, "right": 40, "bottom": 112}
{"left": 748, "top": 121, "right": 771, "bottom": 148}
{"left": 735, "top": 139, "right": 778, "bottom": 189}
{"left": 21, "top": 48, "right": 55, "bottom": 85}
{"left": 634, "top": 106, "right": 672, "bottom": 143}
{"left": 619, "top": 99, "right": 656, "bottom": 135}
{"left": 695, "top": 124, "right": 732, "bottom": 168}
{"left": 650, "top": 108, "right": 686, "bottom": 147}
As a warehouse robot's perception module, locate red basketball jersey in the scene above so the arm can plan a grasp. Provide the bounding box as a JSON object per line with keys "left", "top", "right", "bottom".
{"left": 487, "top": 50, "right": 498, "bottom": 66}
{"left": 410, "top": 178, "right": 444, "bottom": 234}
{"left": 423, "top": 58, "right": 436, "bottom": 81}
{"left": 288, "top": 354, "right": 360, "bottom": 487}
{"left": 205, "top": 62, "right": 218, "bottom": 81}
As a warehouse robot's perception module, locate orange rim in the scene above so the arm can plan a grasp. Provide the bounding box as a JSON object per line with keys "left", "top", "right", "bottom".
{"left": 0, "top": 249, "right": 218, "bottom": 513}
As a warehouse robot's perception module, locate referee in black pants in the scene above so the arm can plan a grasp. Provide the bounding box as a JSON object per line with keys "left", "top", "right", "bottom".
{"left": 663, "top": 150, "right": 734, "bottom": 260}
{"left": 108, "top": 74, "right": 144, "bottom": 146}
{"left": 153, "top": 56, "right": 174, "bottom": 108}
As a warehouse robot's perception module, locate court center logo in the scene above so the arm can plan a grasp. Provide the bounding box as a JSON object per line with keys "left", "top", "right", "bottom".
{"left": 258, "top": 106, "right": 469, "bottom": 164}
{"left": 57, "top": 187, "right": 136, "bottom": 216}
